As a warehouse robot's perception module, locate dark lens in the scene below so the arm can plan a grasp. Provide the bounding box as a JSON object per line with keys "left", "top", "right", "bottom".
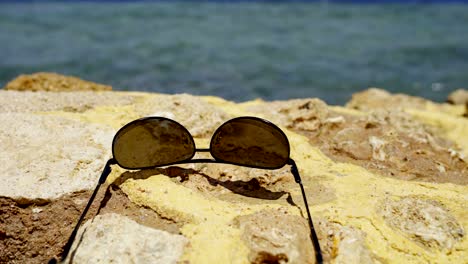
{"left": 210, "top": 117, "right": 290, "bottom": 169}
{"left": 112, "top": 117, "right": 195, "bottom": 169}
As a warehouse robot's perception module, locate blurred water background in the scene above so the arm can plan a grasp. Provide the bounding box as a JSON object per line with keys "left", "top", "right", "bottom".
{"left": 1, "top": 2, "right": 467, "bottom": 105}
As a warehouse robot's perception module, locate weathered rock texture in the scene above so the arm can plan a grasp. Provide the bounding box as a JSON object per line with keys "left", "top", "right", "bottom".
{"left": 0, "top": 113, "right": 113, "bottom": 200}
{"left": 64, "top": 213, "right": 187, "bottom": 264}
{"left": 4, "top": 72, "right": 112, "bottom": 92}
{"left": 0, "top": 75, "right": 467, "bottom": 264}
{"left": 446, "top": 89, "right": 468, "bottom": 118}
{"left": 447, "top": 89, "right": 468, "bottom": 105}
{"left": 346, "top": 88, "right": 430, "bottom": 111}
{"left": 0, "top": 191, "right": 94, "bottom": 263}
{"left": 135, "top": 93, "right": 232, "bottom": 138}
{"left": 380, "top": 197, "right": 464, "bottom": 250}
{"left": 0, "top": 90, "right": 137, "bottom": 113}
{"left": 234, "top": 208, "right": 314, "bottom": 264}
{"left": 247, "top": 99, "right": 467, "bottom": 184}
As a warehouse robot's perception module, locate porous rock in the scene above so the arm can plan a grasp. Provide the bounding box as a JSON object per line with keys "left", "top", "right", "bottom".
{"left": 233, "top": 210, "right": 376, "bottom": 264}
{"left": 0, "top": 90, "right": 136, "bottom": 113}
{"left": 381, "top": 197, "right": 464, "bottom": 250}
{"left": 136, "top": 93, "right": 231, "bottom": 138}
{"left": 0, "top": 113, "right": 113, "bottom": 200}
{"left": 247, "top": 99, "right": 468, "bottom": 185}
{"left": 345, "top": 88, "right": 428, "bottom": 111}
{"left": 234, "top": 208, "right": 315, "bottom": 264}
{"left": 198, "top": 163, "right": 295, "bottom": 192}
{"left": 1, "top": 74, "right": 467, "bottom": 264}
{"left": 247, "top": 98, "right": 330, "bottom": 133}
{"left": 64, "top": 213, "right": 187, "bottom": 264}
{"left": 315, "top": 110, "right": 468, "bottom": 185}
{"left": 318, "top": 221, "right": 375, "bottom": 264}
{"left": 447, "top": 89, "right": 468, "bottom": 105}
{"left": 3, "top": 72, "right": 112, "bottom": 92}
{"left": 0, "top": 191, "right": 95, "bottom": 264}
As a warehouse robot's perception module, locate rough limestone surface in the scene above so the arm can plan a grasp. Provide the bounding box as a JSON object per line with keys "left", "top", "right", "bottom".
{"left": 64, "top": 213, "right": 187, "bottom": 264}
{"left": 319, "top": 222, "right": 375, "bottom": 264}
{"left": 447, "top": 89, "right": 468, "bottom": 105}
{"left": 0, "top": 90, "right": 137, "bottom": 113}
{"left": 135, "top": 93, "right": 232, "bottom": 138}
{"left": 0, "top": 113, "right": 113, "bottom": 200}
{"left": 234, "top": 208, "right": 314, "bottom": 264}
{"left": 1, "top": 74, "right": 467, "bottom": 264}
{"left": 4, "top": 72, "right": 112, "bottom": 92}
{"left": 344, "top": 88, "right": 468, "bottom": 157}
{"left": 346, "top": 88, "right": 430, "bottom": 111}
{"left": 246, "top": 98, "right": 330, "bottom": 133}
{"left": 380, "top": 197, "right": 464, "bottom": 250}
{"left": 346, "top": 88, "right": 466, "bottom": 119}
{"left": 246, "top": 99, "right": 467, "bottom": 184}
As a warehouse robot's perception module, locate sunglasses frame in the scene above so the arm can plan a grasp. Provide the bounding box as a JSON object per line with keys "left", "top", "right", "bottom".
{"left": 112, "top": 116, "right": 291, "bottom": 170}
{"left": 51, "top": 116, "right": 323, "bottom": 264}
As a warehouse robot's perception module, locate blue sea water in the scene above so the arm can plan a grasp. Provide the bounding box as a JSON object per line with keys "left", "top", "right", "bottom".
{"left": 1, "top": 2, "right": 467, "bottom": 105}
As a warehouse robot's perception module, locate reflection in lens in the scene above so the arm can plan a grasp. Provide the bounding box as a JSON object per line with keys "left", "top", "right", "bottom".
{"left": 210, "top": 117, "right": 290, "bottom": 169}
{"left": 112, "top": 118, "right": 195, "bottom": 169}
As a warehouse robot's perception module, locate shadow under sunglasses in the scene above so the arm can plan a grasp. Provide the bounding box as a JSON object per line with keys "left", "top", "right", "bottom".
{"left": 51, "top": 116, "right": 323, "bottom": 264}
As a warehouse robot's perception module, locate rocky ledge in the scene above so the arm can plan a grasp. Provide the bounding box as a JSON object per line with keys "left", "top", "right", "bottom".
{"left": 0, "top": 73, "right": 466, "bottom": 264}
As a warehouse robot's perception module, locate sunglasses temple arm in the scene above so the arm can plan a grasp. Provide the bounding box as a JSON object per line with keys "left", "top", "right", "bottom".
{"left": 58, "top": 158, "right": 116, "bottom": 262}
{"left": 288, "top": 159, "right": 323, "bottom": 264}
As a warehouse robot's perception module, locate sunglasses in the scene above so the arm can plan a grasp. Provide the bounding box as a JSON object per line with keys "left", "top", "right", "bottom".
{"left": 52, "top": 116, "right": 323, "bottom": 263}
